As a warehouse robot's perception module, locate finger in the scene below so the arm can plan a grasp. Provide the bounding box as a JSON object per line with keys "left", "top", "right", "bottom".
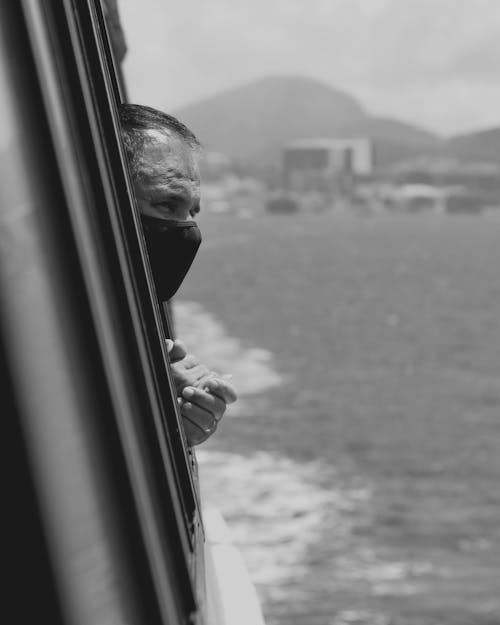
{"left": 181, "top": 416, "right": 212, "bottom": 446}
{"left": 171, "top": 362, "right": 212, "bottom": 390}
{"left": 196, "top": 371, "right": 220, "bottom": 389}
{"left": 181, "top": 353, "right": 200, "bottom": 369}
{"left": 178, "top": 398, "right": 214, "bottom": 446}
{"left": 173, "top": 338, "right": 187, "bottom": 352}
{"left": 180, "top": 395, "right": 220, "bottom": 430}
{"left": 182, "top": 386, "right": 226, "bottom": 422}
{"left": 202, "top": 378, "right": 237, "bottom": 404}
{"left": 168, "top": 339, "right": 188, "bottom": 362}
{"left": 184, "top": 363, "right": 212, "bottom": 384}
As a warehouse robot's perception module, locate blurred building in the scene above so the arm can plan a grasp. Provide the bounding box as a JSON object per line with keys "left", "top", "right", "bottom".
{"left": 283, "top": 138, "right": 374, "bottom": 199}
{"left": 383, "top": 157, "right": 500, "bottom": 213}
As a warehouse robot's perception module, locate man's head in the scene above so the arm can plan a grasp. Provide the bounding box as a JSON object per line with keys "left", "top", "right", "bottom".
{"left": 119, "top": 104, "right": 203, "bottom": 301}
{"left": 119, "top": 103, "right": 202, "bottom": 221}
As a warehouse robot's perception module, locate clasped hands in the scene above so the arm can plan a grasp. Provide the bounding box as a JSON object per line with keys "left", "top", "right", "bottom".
{"left": 166, "top": 338, "right": 237, "bottom": 446}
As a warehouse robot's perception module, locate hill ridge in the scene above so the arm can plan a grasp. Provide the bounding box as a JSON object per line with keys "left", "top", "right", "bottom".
{"left": 173, "top": 75, "right": 498, "bottom": 167}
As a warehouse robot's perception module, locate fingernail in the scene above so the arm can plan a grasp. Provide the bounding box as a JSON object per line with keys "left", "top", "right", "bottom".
{"left": 166, "top": 339, "right": 174, "bottom": 351}
{"left": 183, "top": 387, "right": 195, "bottom": 398}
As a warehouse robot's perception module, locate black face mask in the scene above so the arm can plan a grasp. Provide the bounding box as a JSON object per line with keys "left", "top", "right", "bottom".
{"left": 141, "top": 215, "right": 202, "bottom": 302}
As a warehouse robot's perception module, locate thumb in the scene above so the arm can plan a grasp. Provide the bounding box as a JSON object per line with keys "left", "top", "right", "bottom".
{"left": 168, "top": 338, "right": 188, "bottom": 362}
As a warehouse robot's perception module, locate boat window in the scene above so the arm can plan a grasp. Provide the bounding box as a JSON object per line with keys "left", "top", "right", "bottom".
{"left": 1, "top": 2, "right": 204, "bottom": 623}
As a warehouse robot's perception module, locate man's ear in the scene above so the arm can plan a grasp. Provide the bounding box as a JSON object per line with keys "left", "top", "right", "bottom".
{"left": 189, "top": 201, "right": 201, "bottom": 218}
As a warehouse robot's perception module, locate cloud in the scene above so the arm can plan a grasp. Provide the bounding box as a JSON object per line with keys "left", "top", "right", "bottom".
{"left": 450, "top": 33, "right": 500, "bottom": 81}
{"left": 119, "top": 0, "right": 500, "bottom": 133}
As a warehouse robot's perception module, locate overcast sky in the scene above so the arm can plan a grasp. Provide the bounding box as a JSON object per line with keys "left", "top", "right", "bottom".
{"left": 119, "top": 0, "right": 500, "bottom": 136}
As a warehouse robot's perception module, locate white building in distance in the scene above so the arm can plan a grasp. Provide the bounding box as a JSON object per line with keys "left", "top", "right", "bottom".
{"left": 284, "top": 137, "right": 374, "bottom": 177}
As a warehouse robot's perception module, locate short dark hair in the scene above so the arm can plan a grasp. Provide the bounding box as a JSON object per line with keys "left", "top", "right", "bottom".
{"left": 118, "top": 103, "right": 201, "bottom": 178}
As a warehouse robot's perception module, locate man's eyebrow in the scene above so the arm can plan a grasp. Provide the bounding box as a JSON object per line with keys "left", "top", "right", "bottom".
{"left": 150, "top": 190, "right": 189, "bottom": 204}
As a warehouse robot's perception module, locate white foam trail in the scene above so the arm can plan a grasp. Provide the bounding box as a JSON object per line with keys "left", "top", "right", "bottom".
{"left": 174, "top": 300, "right": 331, "bottom": 594}
{"left": 174, "top": 299, "right": 456, "bottom": 617}
{"left": 174, "top": 300, "right": 363, "bottom": 600}
{"left": 174, "top": 300, "right": 284, "bottom": 395}
{"left": 197, "top": 449, "right": 332, "bottom": 591}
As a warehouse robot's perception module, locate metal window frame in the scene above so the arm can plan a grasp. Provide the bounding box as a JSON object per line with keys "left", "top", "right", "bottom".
{"left": 1, "top": 1, "right": 205, "bottom": 623}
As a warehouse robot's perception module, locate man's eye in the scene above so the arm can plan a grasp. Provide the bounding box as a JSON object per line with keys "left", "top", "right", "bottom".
{"left": 153, "top": 196, "right": 184, "bottom": 207}
{"left": 153, "top": 201, "right": 175, "bottom": 210}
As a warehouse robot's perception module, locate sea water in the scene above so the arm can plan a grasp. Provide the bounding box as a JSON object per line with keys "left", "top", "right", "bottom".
{"left": 176, "top": 211, "right": 500, "bottom": 625}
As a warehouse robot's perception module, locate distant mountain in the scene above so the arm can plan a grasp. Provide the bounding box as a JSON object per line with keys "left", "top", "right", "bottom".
{"left": 174, "top": 75, "right": 440, "bottom": 167}
{"left": 443, "top": 127, "right": 500, "bottom": 162}
{"left": 175, "top": 75, "right": 366, "bottom": 160}
{"left": 174, "top": 75, "right": 498, "bottom": 170}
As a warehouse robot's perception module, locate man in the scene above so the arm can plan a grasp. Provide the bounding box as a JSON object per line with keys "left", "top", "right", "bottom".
{"left": 119, "top": 103, "right": 237, "bottom": 445}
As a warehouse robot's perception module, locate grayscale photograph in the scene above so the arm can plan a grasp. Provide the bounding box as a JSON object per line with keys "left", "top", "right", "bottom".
{"left": 2, "top": 2, "right": 499, "bottom": 624}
